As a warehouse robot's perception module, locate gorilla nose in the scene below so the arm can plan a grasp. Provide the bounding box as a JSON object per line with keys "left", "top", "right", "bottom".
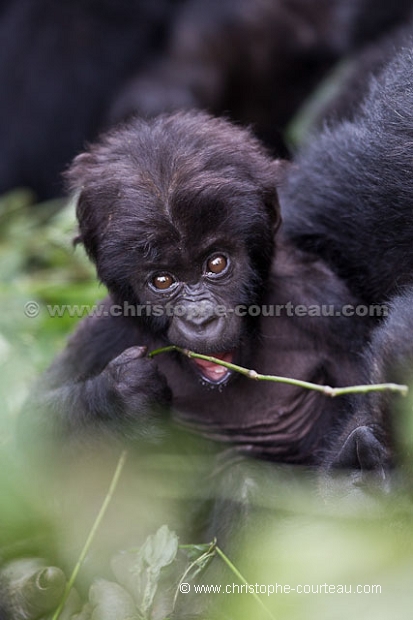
{"left": 169, "top": 301, "right": 228, "bottom": 347}
{"left": 180, "top": 301, "right": 217, "bottom": 329}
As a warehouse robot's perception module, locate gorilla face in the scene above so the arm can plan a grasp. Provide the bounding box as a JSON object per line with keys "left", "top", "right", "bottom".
{"left": 69, "top": 111, "right": 280, "bottom": 384}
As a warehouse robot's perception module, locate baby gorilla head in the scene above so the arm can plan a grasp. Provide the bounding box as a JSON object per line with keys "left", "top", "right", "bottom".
{"left": 67, "top": 111, "right": 280, "bottom": 384}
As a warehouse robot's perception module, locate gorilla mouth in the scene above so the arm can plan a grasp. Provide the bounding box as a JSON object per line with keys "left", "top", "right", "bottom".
{"left": 192, "top": 351, "right": 234, "bottom": 384}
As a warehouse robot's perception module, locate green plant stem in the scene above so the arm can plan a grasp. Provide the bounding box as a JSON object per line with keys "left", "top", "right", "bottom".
{"left": 215, "top": 545, "right": 276, "bottom": 620}
{"left": 173, "top": 541, "right": 217, "bottom": 610}
{"left": 148, "top": 345, "right": 408, "bottom": 397}
{"left": 52, "top": 450, "right": 128, "bottom": 620}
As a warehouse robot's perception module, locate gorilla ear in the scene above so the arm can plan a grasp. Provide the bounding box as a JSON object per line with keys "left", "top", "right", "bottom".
{"left": 267, "top": 159, "right": 290, "bottom": 232}
{"left": 65, "top": 151, "right": 96, "bottom": 194}
{"left": 65, "top": 151, "right": 102, "bottom": 260}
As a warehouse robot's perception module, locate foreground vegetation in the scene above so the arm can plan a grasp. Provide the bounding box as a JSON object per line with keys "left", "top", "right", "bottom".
{"left": 1, "top": 191, "right": 413, "bottom": 619}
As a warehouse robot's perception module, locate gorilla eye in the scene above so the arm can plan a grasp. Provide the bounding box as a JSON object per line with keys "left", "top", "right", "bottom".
{"left": 151, "top": 273, "right": 176, "bottom": 290}
{"left": 206, "top": 254, "right": 228, "bottom": 276}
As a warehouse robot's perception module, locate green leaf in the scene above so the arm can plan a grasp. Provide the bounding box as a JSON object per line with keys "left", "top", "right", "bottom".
{"left": 111, "top": 526, "right": 179, "bottom": 619}
{"left": 138, "top": 526, "right": 178, "bottom": 615}
{"left": 142, "top": 526, "right": 179, "bottom": 574}
{"left": 111, "top": 550, "right": 141, "bottom": 598}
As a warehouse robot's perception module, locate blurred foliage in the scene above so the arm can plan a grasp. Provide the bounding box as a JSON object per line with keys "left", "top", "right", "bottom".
{"left": 0, "top": 189, "right": 101, "bottom": 440}
{"left": 1, "top": 190, "right": 413, "bottom": 619}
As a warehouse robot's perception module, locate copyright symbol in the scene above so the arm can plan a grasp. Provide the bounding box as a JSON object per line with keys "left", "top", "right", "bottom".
{"left": 179, "top": 582, "right": 190, "bottom": 594}
{"left": 24, "top": 301, "right": 40, "bottom": 318}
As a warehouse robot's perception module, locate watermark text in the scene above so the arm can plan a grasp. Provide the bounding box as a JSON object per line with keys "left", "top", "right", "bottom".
{"left": 24, "top": 300, "right": 389, "bottom": 320}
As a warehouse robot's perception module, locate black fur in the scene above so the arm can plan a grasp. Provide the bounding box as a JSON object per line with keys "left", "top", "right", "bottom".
{"left": 27, "top": 111, "right": 374, "bottom": 470}
{"left": 323, "top": 292, "right": 413, "bottom": 482}
{"left": 281, "top": 40, "right": 413, "bottom": 305}
{"left": 281, "top": 42, "right": 413, "bottom": 478}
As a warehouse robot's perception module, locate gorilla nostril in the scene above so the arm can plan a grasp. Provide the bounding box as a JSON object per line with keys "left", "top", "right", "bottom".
{"left": 172, "top": 311, "right": 225, "bottom": 344}
{"left": 185, "top": 313, "right": 217, "bottom": 329}
{"left": 181, "top": 302, "right": 217, "bottom": 328}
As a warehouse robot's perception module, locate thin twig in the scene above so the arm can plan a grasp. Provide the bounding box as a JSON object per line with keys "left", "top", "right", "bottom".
{"left": 215, "top": 545, "right": 277, "bottom": 620}
{"left": 51, "top": 450, "right": 128, "bottom": 620}
{"left": 173, "top": 540, "right": 217, "bottom": 610}
{"left": 148, "top": 345, "right": 408, "bottom": 397}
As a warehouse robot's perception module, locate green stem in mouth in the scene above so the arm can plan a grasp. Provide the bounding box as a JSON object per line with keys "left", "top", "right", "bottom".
{"left": 148, "top": 345, "right": 408, "bottom": 397}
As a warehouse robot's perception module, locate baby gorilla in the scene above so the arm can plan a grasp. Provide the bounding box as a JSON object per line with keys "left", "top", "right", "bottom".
{"left": 34, "top": 111, "right": 374, "bottom": 468}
